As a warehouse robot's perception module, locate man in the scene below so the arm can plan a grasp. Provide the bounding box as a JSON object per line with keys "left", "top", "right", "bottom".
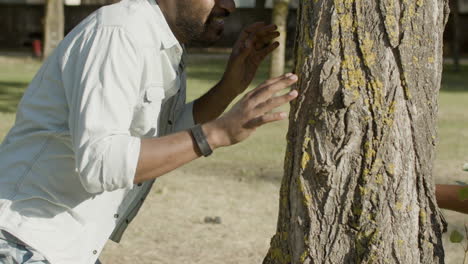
{"left": 436, "top": 184, "right": 468, "bottom": 214}
{"left": 0, "top": 0, "right": 299, "bottom": 263}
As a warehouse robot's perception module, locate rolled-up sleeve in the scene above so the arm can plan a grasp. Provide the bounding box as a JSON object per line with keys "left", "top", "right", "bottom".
{"left": 61, "top": 26, "right": 142, "bottom": 194}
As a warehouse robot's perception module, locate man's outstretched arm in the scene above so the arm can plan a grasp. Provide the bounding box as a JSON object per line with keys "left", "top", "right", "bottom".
{"left": 134, "top": 74, "right": 298, "bottom": 184}
{"left": 136, "top": 22, "right": 288, "bottom": 184}
{"left": 436, "top": 184, "right": 468, "bottom": 214}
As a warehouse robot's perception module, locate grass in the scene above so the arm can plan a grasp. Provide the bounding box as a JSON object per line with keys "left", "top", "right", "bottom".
{"left": 434, "top": 64, "right": 468, "bottom": 183}
{"left": 0, "top": 56, "right": 40, "bottom": 113}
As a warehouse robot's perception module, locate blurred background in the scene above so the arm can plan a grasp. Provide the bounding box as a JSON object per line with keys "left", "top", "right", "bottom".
{"left": 0, "top": 0, "right": 466, "bottom": 263}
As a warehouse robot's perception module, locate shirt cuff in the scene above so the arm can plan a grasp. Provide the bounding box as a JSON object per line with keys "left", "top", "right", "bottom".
{"left": 80, "top": 135, "right": 141, "bottom": 193}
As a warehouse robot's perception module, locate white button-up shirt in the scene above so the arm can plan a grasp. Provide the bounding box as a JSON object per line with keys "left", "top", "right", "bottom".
{"left": 0, "top": 0, "right": 194, "bottom": 263}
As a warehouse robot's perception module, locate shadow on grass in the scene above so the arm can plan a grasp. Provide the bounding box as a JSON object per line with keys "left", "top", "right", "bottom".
{"left": 0, "top": 81, "right": 27, "bottom": 113}
{"left": 441, "top": 64, "right": 468, "bottom": 92}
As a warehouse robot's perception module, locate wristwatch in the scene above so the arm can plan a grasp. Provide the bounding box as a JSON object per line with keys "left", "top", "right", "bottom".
{"left": 190, "top": 124, "right": 213, "bottom": 157}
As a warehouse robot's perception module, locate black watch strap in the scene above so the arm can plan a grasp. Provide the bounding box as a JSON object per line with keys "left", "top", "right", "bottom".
{"left": 190, "top": 124, "right": 213, "bottom": 157}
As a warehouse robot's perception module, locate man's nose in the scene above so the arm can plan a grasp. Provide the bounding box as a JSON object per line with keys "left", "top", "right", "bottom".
{"left": 218, "top": 0, "right": 236, "bottom": 14}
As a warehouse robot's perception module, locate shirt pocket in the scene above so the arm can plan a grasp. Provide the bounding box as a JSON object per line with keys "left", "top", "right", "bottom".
{"left": 130, "top": 85, "right": 165, "bottom": 137}
{"left": 161, "top": 58, "right": 181, "bottom": 98}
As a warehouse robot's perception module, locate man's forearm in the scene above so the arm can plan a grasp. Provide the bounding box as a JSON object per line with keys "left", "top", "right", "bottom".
{"left": 134, "top": 122, "right": 221, "bottom": 184}
{"left": 135, "top": 80, "right": 240, "bottom": 184}
{"left": 436, "top": 184, "right": 468, "bottom": 214}
{"left": 135, "top": 81, "right": 237, "bottom": 183}
{"left": 193, "top": 81, "right": 238, "bottom": 124}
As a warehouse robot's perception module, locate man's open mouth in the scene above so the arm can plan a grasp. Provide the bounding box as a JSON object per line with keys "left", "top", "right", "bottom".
{"left": 207, "top": 10, "right": 229, "bottom": 27}
{"left": 208, "top": 16, "right": 227, "bottom": 27}
{"left": 211, "top": 17, "right": 225, "bottom": 24}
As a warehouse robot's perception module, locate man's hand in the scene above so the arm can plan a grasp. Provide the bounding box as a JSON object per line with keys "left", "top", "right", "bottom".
{"left": 220, "top": 22, "right": 280, "bottom": 96}
{"left": 193, "top": 22, "right": 281, "bottom": 124}
{"left": 204, "top": 73, "right": 298, "bottom": 148}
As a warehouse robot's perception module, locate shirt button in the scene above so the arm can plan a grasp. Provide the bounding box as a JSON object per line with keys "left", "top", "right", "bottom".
{"left": 93, "top": 250, "right": 97, "bottom": 255}
{"left": 114, "top": 214, "right": 119, "bottom": 218}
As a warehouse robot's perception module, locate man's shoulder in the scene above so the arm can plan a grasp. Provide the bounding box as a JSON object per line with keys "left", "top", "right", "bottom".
{"left": 98, "top": 0, "right": 163, "bottom": 48}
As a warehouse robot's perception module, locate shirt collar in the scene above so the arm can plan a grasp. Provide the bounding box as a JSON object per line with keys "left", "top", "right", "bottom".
{"left": 147, "top": 0, "right": 181, "bottom": 50}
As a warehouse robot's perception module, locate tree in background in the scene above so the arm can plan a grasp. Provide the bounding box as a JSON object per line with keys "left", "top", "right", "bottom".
{"left": 263, "top": 0, "right": 449, "bottom": 262}
{"left": 44, "top": 0, "right": 64, "bottom": 59}
{"left": 269, "top": 0, "right": 290, "bottom": 78}
{"left": 449, "top": 0, "right": 460, "bottom": 72}
{"left": 256, "top": 0, "right": 267, "bottom": 10}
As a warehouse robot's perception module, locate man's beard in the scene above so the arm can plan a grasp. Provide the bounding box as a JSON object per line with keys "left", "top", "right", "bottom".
{"left": 175, "top": 10, "right": 224, "bottom": 46}
{"left": 175, "top": 15, "right": 205, "bottom": 45}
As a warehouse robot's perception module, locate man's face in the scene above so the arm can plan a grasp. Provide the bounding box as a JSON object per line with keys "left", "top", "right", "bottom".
{"left": 172, "top": 0, "right": 236, "bottom": 45}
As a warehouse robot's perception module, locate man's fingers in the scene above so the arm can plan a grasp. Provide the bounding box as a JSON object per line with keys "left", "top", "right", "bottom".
{"left": 262, "top": 31, "right": 281, "bottom": 41}
{"left": 253, "top": 25, "right": 279, "bottom": 41}
{"left": 247, "top": 73, "right": 292, "bottom": 98}
{"left": 237, "top": 22, "right": 267, "bottom": 44}
{"left": 245, "top": 22, "right": 275, "bottom": 35}
{"left": 245, "top": 85, "right": 297, "bottom": 129}
{"left": 253, "top": 32, "right": 280, "bottom": 50}
{"left": 244, "top": 111, "right": 289, "bottom": 129}
{"left": 261, "top": 73, "right": 292, "bottom": 87}
{"left": 251, "top": 74, "right": 298, "bottom": 104}
{"left": 239, "top": 30, "right": 267, "bottom": 58}
{"left": 255, "top": 89, "right": 298, "bottom": 114}
{"left": 255, "top": 27, "right": 280, "bottom": 42}
{"left": 256, "top": 41, "right": 279, "bottom": 61}
{"left": 239, "top": 23, "right": 277, "bottom": 49}
{"left": 238, "top": 31, "right": 274, "bottom": 61}
{"left": 235, "top": 23, "right": 278, "bottom": 59}
{"left": 252, "top": 24, "right": 278, "bottom": 35}
{"left": 252, "top": 26, "right": 279, "bottom": 49}
{"left": 244, "top": 22, "right": 268, "bottom": 32}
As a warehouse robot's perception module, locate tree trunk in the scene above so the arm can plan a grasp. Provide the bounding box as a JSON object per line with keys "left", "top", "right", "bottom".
{"left": 44, "top": 0, "right": 64, "bottom": 59}
{"left": 263, "top": 0, "right": 449, "bottom": 262}
{"left": 269, "top": 0, "right": 290, "bottom": 78}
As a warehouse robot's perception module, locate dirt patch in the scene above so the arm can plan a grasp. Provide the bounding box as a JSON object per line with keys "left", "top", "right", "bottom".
{"left": 100, "top": 167, "right": 467, "bottom": 264}
{"left": 100, "top": 170, "right": 281, "bottom": 264}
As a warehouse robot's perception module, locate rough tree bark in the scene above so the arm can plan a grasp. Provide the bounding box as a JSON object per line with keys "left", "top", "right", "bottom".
{"left": 44, "top": 0, "right": 64, "bottom": 59}
{"left": 269, "top": 0, "right": 290, "bottom": 78}
{"left": 264, "top": 0, "right": 449, "bottom": 262}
